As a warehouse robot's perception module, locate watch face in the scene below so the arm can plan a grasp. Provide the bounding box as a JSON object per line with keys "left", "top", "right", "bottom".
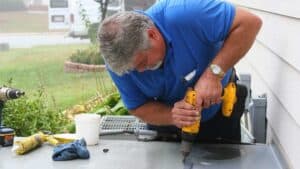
{"left": 211, "top": 65, "right": 220, "bottom": 74}
{"left": 214, "top": 66, "right": 220, "bottom": 73}
{"left": 210, "top": 64, "right": 224, "bottom": 78}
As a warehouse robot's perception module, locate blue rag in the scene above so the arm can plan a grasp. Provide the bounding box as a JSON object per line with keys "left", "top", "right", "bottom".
{"left": 52, "top": 138, "right": 90, "bottom": 161}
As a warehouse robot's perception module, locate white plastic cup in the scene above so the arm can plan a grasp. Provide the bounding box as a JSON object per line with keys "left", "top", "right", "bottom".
{"left": 74, "top": 114, "right": 101, "bottom": 146}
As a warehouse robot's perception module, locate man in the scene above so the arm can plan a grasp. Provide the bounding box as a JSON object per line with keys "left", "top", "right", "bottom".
{"left": 98, "top": 0, "right": 262, "bottom": 142}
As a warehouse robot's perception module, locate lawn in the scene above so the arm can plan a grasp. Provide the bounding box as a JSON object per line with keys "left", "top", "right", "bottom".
{"left": 0, "top": 44, "right": 116, "bottom": 110}
{"left": 0, "top": 11, "right": 49, "bottom": 33}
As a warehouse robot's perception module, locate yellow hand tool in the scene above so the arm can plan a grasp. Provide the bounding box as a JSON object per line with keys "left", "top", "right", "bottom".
{"left": 12, "top": 132, "right": 76, "bottom": 155}
{"left": 181, "top": 88, "right": 199, "bottom": 161}
{"left": 12, "top": 132, "right": 47, "bottom": 155}
{"left": 181, "top": 82, "right": 237, "bottom": 161}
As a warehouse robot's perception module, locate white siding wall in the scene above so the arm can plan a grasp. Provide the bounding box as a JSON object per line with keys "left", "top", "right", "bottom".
{"left": 229, "top": 0, "right": 300, "bottom": 168}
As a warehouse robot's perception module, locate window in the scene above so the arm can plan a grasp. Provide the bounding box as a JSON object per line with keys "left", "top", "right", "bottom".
{"left": 50, "top": 0, "right": 68, "bottom": 8}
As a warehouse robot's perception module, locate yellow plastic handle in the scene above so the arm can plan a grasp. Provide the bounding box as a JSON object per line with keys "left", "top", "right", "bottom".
{"left": 221, "top": 82, "right": 237, "bottom": 117}
{"left": 182, "top": 88, "right": 200, "bottom": 134}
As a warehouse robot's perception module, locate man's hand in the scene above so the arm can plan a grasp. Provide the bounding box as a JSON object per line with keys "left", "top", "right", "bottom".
{"left": 171, "top": 99, "right": 201, "bottom": 128}
{"left": 194, "top": 69, "right": 223, "bottom": 109}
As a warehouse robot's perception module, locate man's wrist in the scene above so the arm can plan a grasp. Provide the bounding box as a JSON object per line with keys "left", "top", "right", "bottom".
{"left": 209, "top": 64, "right": 225, "bottom": 79}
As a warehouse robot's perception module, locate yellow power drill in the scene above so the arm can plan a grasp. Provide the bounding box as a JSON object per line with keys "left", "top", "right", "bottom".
{"left": 181, "top": 82, "right": 237, "bottom": 161}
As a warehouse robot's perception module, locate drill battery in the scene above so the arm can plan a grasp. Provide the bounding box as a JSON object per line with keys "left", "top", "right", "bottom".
{"left": 0, "top": 127, "right": 15, "bottom": 147}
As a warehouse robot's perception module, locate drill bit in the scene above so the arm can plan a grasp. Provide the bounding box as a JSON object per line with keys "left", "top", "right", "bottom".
{"left": 181, "top": 140, "right": 192, "bottom": 162}
{"left": 182, "top": 148, "right": 194, "bottom": 169}
{"left": 183, "top": 160, "right": 194, "bottom": 169}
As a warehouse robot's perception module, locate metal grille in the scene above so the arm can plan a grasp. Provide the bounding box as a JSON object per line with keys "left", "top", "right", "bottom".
{"left": 100, "top": 115, "right": 147, "bottom": 132}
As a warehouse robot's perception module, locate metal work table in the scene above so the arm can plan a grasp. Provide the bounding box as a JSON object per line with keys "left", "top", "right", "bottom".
{"left": 0, "top": 139, "right": 283, "bottom": 169}
{"left": 0, "top": 74, "right": 286, "bottom": 169}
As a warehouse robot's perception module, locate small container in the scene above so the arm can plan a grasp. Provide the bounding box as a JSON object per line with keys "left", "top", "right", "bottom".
{"left": 0, "top": 127, "right": 15, "bottom": 147}
{"left": 75, "top": 114, "right": 101, "bottom": 146}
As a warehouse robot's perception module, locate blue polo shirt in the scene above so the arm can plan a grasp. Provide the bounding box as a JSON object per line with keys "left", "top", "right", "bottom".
{"left": 107, "top": 0, "right": 236, "bottom": 121}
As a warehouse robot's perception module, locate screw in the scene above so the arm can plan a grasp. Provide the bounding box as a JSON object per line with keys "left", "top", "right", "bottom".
{"left": 103, "top": 148, "right": 109, "bottom": 153}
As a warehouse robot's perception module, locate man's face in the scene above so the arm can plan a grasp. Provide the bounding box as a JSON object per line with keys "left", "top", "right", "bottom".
{"left": 133, "top": 27, "right": 166, "bottom": 72}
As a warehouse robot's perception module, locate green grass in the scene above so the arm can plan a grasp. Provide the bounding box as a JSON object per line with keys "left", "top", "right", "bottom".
{"left": 0, "top": 44, "right": 116, "bottom": 110}
{"left": 0, "top": 11, "right": 49, "bottom": 33}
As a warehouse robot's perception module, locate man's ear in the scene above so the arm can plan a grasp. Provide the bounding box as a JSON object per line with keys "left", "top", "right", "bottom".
{"left": 147, "top": 27, "right": 159, "bottom": 40}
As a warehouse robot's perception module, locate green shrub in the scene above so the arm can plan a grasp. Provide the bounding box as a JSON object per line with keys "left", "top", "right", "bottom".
{"left": 65, "top": 121, "right": 76, "bottom": 133}
{"left": 0, "top": 0, "right": 26, "bottom": 11}
{"left": 91, "top": 93, "right": 129, "bottom": 116}
{"left": 69, "top": 45, "right": 105, "bottom": 65}
{"left": 2, "top": 88, "right": 68, "bottom": 137}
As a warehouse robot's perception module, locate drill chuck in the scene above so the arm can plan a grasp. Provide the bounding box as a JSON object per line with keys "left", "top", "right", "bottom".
{"left": 0, "top": 87, "right": 25, "bottom": 102}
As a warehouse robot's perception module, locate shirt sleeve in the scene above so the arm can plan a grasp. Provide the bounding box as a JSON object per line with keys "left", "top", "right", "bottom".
{"left": 189, "top": 0, "right": 236, "bottom": 43}
{"left": 107, "top": 68, "right": 148, "bottom": 110}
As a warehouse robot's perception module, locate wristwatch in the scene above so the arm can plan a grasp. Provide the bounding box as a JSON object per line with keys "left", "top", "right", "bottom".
{"left": 209, "top": 64, "right": 225, "bottom": 78}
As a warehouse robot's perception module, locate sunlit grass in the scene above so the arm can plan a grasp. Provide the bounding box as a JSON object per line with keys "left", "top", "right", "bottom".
{"left": 0, "top": 44, "right": 115, "bottom": 110}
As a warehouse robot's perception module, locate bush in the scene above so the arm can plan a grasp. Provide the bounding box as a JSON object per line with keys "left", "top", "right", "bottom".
{"left": 0, "top": 0, "right": 26, "bottom": 11}
{"left": 2, "top": 88, "right": 68, "bottom": 136}
{"left": 69, "top": 45, "right": 105, "bottom": 65}
{"left": 92, "top": 93, "right": 129, "bottom": 116}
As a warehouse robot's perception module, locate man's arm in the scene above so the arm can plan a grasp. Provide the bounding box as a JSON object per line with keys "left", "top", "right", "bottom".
{"left": 129, "top": 102, "right": 173, "bottom": 125}
{"left": 212, "top": 7, "right": 262, "bottom": 73}
{"left": 130, "top": 100, "right": 199, "bottom": 128}
{"left": 195, "top": 7, "right": 262, "bottom": 108}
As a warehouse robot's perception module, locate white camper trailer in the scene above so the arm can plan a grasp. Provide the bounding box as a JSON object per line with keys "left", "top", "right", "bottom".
{"left": 48, "top": 0, "right": 157, "bottom": 37}
{"left": 68, "top": 0, "right": 125, "bottom": 37}
{"left": 48, "top": 0, "right": 70, "bottom": 30}
{"left": 68, "top": 0, "right": 158, "bottom": 37}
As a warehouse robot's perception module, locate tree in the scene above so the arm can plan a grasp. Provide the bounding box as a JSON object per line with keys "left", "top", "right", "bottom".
{"left": 94, "top": 0, "right": 110, "bottom": 21}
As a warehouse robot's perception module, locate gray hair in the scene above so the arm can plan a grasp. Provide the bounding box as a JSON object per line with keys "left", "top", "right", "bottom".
{"left": 98, "top": 11, "right": 154, "bottom": 75}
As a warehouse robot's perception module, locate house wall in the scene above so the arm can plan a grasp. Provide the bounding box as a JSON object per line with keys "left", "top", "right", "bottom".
{"left": 229, "top": 0, "right": 300, "bottom": 168}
